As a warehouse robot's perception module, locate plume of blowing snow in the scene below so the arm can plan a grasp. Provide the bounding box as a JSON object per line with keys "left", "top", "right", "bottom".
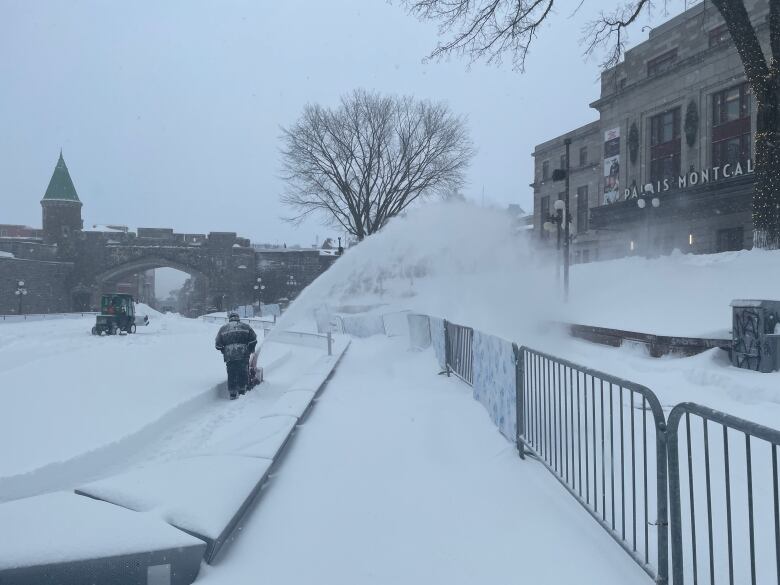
{"left": 275, "top": 201, "right": 780, "bottom": 342}
{"left": 275, "top": 202, "right": 560, "bottom": 339}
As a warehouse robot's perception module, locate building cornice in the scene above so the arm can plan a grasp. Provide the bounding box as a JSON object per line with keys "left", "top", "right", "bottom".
{"left": 591, "top": 21, "right": 768, "bottom": 112}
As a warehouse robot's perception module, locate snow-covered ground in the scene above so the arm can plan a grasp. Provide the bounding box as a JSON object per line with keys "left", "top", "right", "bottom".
{"left": 0, "top": 313, "right": 323, "bottom": 502}
{"left": 199, "top": 336, "right": 648, "bottom": 585}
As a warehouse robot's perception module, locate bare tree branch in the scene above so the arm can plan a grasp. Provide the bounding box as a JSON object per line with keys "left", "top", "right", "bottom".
{"left": 280, "top": 89, "right": 475, "bottom": 240}
{"left": 582, "top": 0, "right": 654, "bottom": 69}
{"left": 403, "top": 0, "right": 673, "bottom": 71}
{"left": 405, "top": 0, "right": 556, "bottom": 71}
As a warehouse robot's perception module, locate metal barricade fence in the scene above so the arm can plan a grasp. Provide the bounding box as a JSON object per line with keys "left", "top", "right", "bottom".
{"left": 266, "top": 329, "right": 333, "bottom": 355}
{"left": 444, "top": 320, "right": 474, "bottom": 385}
{"left": 668, "top": 403, "right": 780, "bottom": 585}
{"left": 0, "top": 312, "right": 97, "bottom": 322}
{"left": 419, "top": 314, "right": 780, "bottom": 583}
{"left": 516, "top": 346, "right": 669, "bottom": 584}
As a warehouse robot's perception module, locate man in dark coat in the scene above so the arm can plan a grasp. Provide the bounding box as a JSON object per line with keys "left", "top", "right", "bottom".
{"left": 215, "top": 312, "right": 258, "bottom": 399}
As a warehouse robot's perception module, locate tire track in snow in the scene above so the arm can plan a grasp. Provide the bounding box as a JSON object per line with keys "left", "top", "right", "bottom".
{"left": 0, "top": 345, "right": 297, "bottom": 502}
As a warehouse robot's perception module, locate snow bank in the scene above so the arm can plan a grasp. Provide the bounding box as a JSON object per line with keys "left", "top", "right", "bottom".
{"left": 564, "top": 248, "right": 780, "bottom": 337}
{"left": 276, "top": 201, "right": 780, "bottom": 340}
{"left": 0, "top": 491, "right": 202, "bottom": 570}
{"left": 78, "top": 455, "right": 273, "bottom": 541}
{"left": 275, "top": 202, "right": 553, "bottom": 340}
{"left": 134, "top": 302, "right": 163, "bottom": 318}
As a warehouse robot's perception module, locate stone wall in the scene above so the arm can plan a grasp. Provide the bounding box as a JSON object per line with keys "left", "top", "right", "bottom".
{"left": 255, "top": 249, "right": 338, "bottom": 303}
{"left": 0, "top": 230, "right": 339, "bottom": 315}
{"left": 0, "top": 239, "right": 59, "bottom": 262}
{"left": 0, "top": 257, "right": 73, "bottom": 314}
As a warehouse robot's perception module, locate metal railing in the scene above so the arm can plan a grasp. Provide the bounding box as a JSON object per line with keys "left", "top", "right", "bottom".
{"left": 265, "top": 329, "right": 334, "bottom": 355}
{"left": 516, "top": 346, "right": 669, "bottom": 584}
{"left": 0, "top": 312, "right": 97, "bottom": 322}
{"left": 444, "top": 319, "right": 474, "bottom": 385}
{"left": 668, "top": 403, "right": 780, "bottom": 585}
{"left": 422, "top": 312, "right": 780, "bottom": 583}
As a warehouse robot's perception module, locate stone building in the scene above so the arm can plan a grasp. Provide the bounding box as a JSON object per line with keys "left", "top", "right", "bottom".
{"left": 0, "top": 154, "right": 338, "bottom": 315}
{"left": 0, "top": 225, "right": 43, "bottom": 238}
{"left": 532, "top": 0, "right": 768, "bottom": 262}
{"left": 253, "top": 246, "right": 338, "bottom": 304}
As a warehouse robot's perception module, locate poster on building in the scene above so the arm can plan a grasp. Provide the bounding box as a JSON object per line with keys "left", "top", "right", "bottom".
{"left": 603, "top": 127, "right": 621, "bottom": 204}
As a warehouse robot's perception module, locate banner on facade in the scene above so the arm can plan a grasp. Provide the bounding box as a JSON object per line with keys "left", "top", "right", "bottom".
{"left": 603, "top": 127, "right": 621, "bottom": 204}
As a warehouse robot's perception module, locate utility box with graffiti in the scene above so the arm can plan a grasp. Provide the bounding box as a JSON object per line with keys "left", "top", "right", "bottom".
{"left": 731, "top": 299, "right": 780, "bottom": 373}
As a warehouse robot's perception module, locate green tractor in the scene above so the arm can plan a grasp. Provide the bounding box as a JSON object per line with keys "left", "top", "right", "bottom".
{"left": 92, "top": 293, "right": 138, "bottom": 335}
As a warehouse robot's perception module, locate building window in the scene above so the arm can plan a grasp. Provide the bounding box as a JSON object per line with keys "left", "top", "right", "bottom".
{"left": 709, "top": 24, "right": 730, "bottom": 48}
{"left": 649, "top": 107, "right": 681, "bottom": 183}
{"left": 582, "top": 249, "right": 590, "bottom": 264}
{"left": 716, "top": 227, "right": 745, "bottom": 252}
{"left": 576, "top": 186, "right": 589, "bottom": 233}
{"left": 539, "top": 195, "right": 550, "bottom": 239}
{"left": 560, "top": 154, "right": 566, "bottom": 170}
{"left": 579, "top": 146, "right": 588, "bottom": 167}
{"left": 647, "top": 48, "right": 678, "bottom": 77}
{"left": 542, "top": 160, "right": 550, "bottom": 181}
{"left": 712, "top": 82, "right": 751, "bottom": 168}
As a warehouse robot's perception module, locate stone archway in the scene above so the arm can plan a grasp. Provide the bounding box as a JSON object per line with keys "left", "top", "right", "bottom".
{"left": 70, "top": 285, "right": 92, "bottom": 312}
{"left": 93, "top": 256, "right": 210, "bottom": 314}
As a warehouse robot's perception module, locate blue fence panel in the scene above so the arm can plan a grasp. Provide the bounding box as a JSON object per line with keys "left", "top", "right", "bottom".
{"left": 472, "top": 330, "right": 517, "bottom": 441}
{"left": 429, "top": 316, "right": 446, "bottom": 370}
{"left": 407, "top": 314, "right": 432, "bottom": 350}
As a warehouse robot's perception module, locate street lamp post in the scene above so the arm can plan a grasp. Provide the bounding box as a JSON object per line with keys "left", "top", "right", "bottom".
{"left": 253, "top": 277, "right": 265, "bottom": 306}
{"left": 548, "top": 200, "right": 566, "bottom": 250}
{"left": 543, "top": 200, "right": 568, "bottom": 287}
{"left": 636, "top": 192, "right": 661, "bottom": 257}
{"left": 286, "top": 274, "right": 298, "bottom": 299}
{"left": 563, "top": 138, "right": 571, "bottom": 302}
{"left": 14, "top": 280, "right": 28, "bottom": 315}
{"left": 552, "top": 138, "right": 571, "bottom": 302}
{"left": 551, "top": 138, "right": 571, "bottom": 302}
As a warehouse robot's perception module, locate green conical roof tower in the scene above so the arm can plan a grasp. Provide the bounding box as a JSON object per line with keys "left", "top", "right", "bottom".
{"left": 42, "top": 151, "right": 80, "bottom": 202}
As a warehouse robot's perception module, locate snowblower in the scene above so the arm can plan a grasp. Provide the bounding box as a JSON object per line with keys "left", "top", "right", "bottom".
{"left": 248, "top": 346, "right": 263, "bottom": 389}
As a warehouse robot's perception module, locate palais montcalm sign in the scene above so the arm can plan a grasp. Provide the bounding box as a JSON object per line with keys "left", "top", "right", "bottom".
{"left": 622, "top": 158, "right": 754, "bottom": 201}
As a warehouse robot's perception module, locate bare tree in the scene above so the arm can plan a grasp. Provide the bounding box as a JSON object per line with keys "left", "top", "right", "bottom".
{"left": 405, "top": 0, "right": 780, "bottom": 249}
{"left": 280, "top": 89, "right": 474, "bottom": 241}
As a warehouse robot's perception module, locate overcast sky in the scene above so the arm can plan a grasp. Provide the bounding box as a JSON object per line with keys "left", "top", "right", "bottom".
{"left": 1, "top": 0, "right": 686, "bottom": 250}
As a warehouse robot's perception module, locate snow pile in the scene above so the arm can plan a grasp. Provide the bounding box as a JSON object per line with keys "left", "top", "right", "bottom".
{"left": 565, "top": 248, "right": 780, "bottom": 337}
{"left": 0, "top": 492, "right": 202, "bottom": 569}
{"left": 278, "top": 201, "right": 780, "bottom": 340}
{"left": 276, "top": 202, "right": 553, "bottom": 340}
{"left": 134, "top": 302, "right": 163, "bottom": 318}
{"left": 0, "top": 251, "right": 14, "bottom": 259}
{"left": 78, "top": 455, "right": 273, "bottom": 540}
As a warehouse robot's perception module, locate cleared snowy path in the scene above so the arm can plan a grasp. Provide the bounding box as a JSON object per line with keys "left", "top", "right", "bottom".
{"left": 199, "top": 336, "right": 649, "bottom": 585}
{"left": 0, "top": 315, "right": 324, "bottom": 502}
